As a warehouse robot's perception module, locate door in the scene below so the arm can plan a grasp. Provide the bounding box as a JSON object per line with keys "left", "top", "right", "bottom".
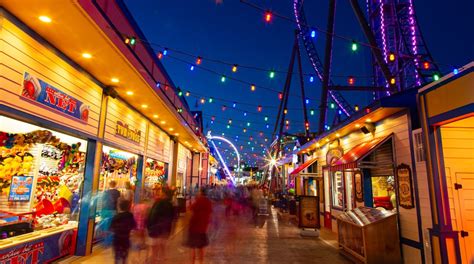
{"left": 441, "top": 117, "right": 474, "bottom": 263}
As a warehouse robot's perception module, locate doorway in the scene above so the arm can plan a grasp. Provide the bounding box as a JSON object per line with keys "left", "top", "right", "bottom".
{"left": 440, "top": 116, "right": 474, "bottom": 263}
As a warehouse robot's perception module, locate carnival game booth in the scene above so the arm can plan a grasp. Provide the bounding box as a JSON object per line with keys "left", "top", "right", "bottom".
{"left": 290, "top": 156, "right": 320, "bottom": 197}
{"left": 297, "top": 89, "right": 433, "bottom": 263}
{"left": 418, "top": 62, "right": 474, "bottom": 264}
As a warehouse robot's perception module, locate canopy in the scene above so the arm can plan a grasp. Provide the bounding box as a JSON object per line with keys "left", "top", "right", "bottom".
{"left": 290, "top": 157, "right": 318, "bottom": 175}
{"left": 331, "top": 134, "right": 393, "bottom": 171}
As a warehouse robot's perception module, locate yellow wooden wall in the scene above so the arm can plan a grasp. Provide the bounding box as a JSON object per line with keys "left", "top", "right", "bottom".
{"left": 0, "top": 17, "right": 102, "bottom": 137}
{"left": 103, "top": 97, "right": 147, "bottom": 154}
{"left": 147, "top": 123, "right": 171, "bottom": 163}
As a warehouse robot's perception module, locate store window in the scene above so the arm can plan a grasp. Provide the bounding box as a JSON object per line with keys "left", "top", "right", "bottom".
{"left": 371, "top": 175, "right": 396, "bottom": 210}
{"left": 0, "top": 115, "right": 87, "bottom": 238}
{"left": 332, "top": 171, "right": 344, "bottom": 209}
{"left": 143, "top": 158, "right": 168, "bottom": 199}
{"left": 94, "top": 146, "right": 137, "bottom": 241}
{"left": 345, "top": 171, "right": 353, "bottom": 210}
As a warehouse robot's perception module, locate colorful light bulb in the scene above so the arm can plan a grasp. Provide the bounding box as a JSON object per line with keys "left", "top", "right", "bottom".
{"left": 310, "top": 30, "right": 316, "bottom": 38}
{"left": 310, "top": 109, "right": 314, "bottom": 116}
{"left": 264, "top": 11, "right": 272, "bottom": 22}
{"left": 196, "top": 57, "right": 202, "bottom": 65}
{"left": 232, "top": 65, "right": 238, "bottom": 72}
{"left": 269, "top": 71, "right": 275, "bottom": 78}
{"left": 221, "top": 75, "right": 226, "bottom": 82}
{"left": 251, "top": 84, "right": 256, "bottom": 91}
{"left": 351, "top": 41, "right": 358, "bottom": 51}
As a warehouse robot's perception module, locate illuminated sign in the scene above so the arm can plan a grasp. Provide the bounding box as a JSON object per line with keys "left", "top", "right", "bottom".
{"left": 116, "top": 121, "right": 141, "bottom": 143}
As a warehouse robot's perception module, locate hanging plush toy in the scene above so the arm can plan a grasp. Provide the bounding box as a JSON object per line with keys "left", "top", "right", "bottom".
{"left": 0, "top": 133, "right": 8, "bottom": 147}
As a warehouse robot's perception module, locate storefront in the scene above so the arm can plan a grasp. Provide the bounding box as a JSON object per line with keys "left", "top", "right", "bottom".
{"left": 0, "top": 11, "right": 103, "bottom": 262}
{"left": 289, "top": 155, "right": 320, "bottom": 197}
{"left": 297, "top": 90, "right": 433, "bottom": 263}
{"left": 177, "top": 143, "right": 192, "bottom": 195}
{"left": 418, "top": 62, "right": 473, "bottom": 264}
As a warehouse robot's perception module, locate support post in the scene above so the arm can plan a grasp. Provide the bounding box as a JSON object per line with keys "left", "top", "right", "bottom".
{"left": 170, "top": 137, "right": 179, "bottom": 187}
{"left": 319, "top": 0, "right": 337, "bottom": 135}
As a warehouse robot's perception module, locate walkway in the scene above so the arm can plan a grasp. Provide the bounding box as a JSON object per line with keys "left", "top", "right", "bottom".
{"left": 61, "top": 203, "right": 351, "bottom": 264}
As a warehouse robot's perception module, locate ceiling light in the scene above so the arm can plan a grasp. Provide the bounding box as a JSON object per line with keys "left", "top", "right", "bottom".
{"left": 111, "top": 78, "right": 119, "bottom": 83}
{"left": 174, "top": 133, "right": 179, "bottom": 136}
{"left": 126, "top": 91, "right": 134, "bottom": 96}
{"left": 336, "top": 133, "right": 340, "bottom": 137}
{"left": 39, "top": 16, "right": 52, "bottom": 23}
{"left": 160, "top": 121, "right": 166, "bottom": 124}
{"left": 82, "top": 53, "right": 92, "bottom": 59}
{"left": 169, "top": 128, "right": 174, "bottom": 131}
{"left": 366, "top": 118, "right": 372, "bottom": 122}
{"left": 153, "top": 114, "right": 158, "bottom": 118}
{"left": 355, "top": 124, "right": 361, "bottom": 128}
{"left": 141, "top": 104, "right": 148, "bottom": 108}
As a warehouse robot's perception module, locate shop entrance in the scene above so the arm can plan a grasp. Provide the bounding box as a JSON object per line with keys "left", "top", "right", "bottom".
{"left": 361, "top": 138, "right": 396, "bottom": 210}
{"left": 440, "top": 116, "right": 474, "bottom": 263}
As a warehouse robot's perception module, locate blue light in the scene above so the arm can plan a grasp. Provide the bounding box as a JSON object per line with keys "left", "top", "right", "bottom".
{"left": 190, "top": 65, "right": 195, "bottom": 71}
{"left": 244, "top": 112, "right": 247, "bottom": 116}
{"left": 233, "top": 102, "right": 237, "bottom": 108}
{"left": 210, "top": 120, "right": 214, "bottom": 124}
{"left": 266, "top": 124, "right": 269, "bottom": 129}
{"left": 338, "top": 110, "right": 342, "bottom": 115}
{"left": 310, "top": 30, "right": 316, "bottom": 38}
{"left": 305, "top": 98, "right": 310, "bottom": 104}
{"left": 156, "top": 83, "right": 160, "bottom": 88}
{"left": 163, "top": 49, "right": 168, "bottom": 56}
{"left": 309, "top": 76, "right": 314, "bottom": 82}
{"left": 453, "top": 68, "right": 459, "bottom": 75}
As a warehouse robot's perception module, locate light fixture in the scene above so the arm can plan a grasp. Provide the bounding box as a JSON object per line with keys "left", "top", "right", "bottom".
{"left": 336, "top": 133, "right": 340, "bottom": 137}
{"left": 366, "top": 118, "right": 371, "bottom": 122}
{"left": 39, "top": 16, "right": 52, "bottom": 23}
{"left": 355, "top": 124, "right": 360, "bottom": 128}
{"left": 111, "top": 78, "right": 119, "bottom": 83}
{"left": 174, "top": 133, "right": 179, "bottom": 136}
{"left": 126, "top": 91, "right": 134, "bottom": 95}
{"left": 160, "top": 121, "right": 166, "bottom": 124}
{"left": 169, "top": 128, "right": 174, "bottom": 131}
{"left": 141, "top": 104, "right": 148, "bottom": 108}
{"left": 153, "top": 114, "right": 158, "bottom": 118}
{"left": 82, "top": 53, "right": 92, "bottom": 59}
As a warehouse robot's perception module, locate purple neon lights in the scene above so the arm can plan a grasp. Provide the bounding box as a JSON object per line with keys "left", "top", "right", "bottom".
{"left": 407, "top": 0, "right": 421, "bottom": 86}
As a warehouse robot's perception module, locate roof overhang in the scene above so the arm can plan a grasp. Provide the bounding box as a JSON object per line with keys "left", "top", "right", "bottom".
{"left": 1, "top": 0, "right": 206, "bottom": 152}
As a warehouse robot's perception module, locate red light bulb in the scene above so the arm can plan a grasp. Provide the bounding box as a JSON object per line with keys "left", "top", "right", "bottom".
{"left": 265, "top": 11, "right": 272, "bottom": 23}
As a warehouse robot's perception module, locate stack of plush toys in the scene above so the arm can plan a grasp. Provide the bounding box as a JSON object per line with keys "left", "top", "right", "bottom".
{"left": 0, "top": 130, "right": 85, "bottom": 224}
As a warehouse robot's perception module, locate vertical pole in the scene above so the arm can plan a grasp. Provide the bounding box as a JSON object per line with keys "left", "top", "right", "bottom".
{"left": 319, "top": 0, "right": 337, "bottom": 134}
{"left": 170, "top": 137, "right": 179, "bottom": 187}
{"left": 135, "top": 155, "right": 144, "bottom": 203}
{"left": 295, "top": 33, "right": 310, "bottom": 137}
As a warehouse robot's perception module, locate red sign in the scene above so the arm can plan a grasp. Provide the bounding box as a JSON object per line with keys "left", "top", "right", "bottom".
{"left": 0, "top": 242, "right": 44, "bottom": 264}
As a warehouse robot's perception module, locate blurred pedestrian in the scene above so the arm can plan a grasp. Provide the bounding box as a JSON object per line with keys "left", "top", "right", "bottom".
{"left": 122, "top": 181, "right": 134, "bottom": 203}
{"left": 110, "top": 199, "right": 136, "bottom": 264}
{"left": 186, "top": 188, "right": 212, "bottom": 264}
{"left": 101, "top": 180, "right": 121, "bottom": 246}
{"left": 146, "top": 187, "right": 174, "bottom": 262}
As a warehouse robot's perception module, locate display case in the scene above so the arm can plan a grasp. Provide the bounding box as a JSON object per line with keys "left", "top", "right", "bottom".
{"left": 337, "top": 207, "right": 401, "bottom": 264}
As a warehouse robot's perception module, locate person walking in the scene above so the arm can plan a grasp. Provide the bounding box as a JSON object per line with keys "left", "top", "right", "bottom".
{"left": 186, "top": 188, "right": 212, "bottom": 264}
{"left": 101, "top": 180, "right": 121, "bottom": 246}
{"left": 110, "top": 199, "right": 136, "bottom": 264}
{"left": 146, "top": 187, "right": 174, "bottom": 262}
{"left": 122, "top": 181, "right": 134, "bottom": 203}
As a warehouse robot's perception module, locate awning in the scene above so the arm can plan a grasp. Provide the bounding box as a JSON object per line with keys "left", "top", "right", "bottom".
{"left": 331, "top": 134, "right": 393, "bottom": 171}
{"left": 290, "top": 157, "right": 318, "bottom": 175}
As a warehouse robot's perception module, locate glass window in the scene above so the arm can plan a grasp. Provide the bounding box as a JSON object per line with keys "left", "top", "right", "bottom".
{"left": 371, "top": 175, "right": 396, "bottom": 210}
{"left": 345, "top": 172, "right": 353, "bottom": 210}
{"left": 332, "top": 171, "right": 344, "bottom": 208}
{"left": 0, "top": 115, "right": 87, "bottom": 238}
{"left": 143, "top": 158, "right": 168, "bottom": 199}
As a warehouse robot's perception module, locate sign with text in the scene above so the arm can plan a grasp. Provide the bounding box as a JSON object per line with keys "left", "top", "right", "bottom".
{"left": 8, "top": 176, "right": 33, "bottom": 202}
{"left": 21, "top": 72, "right": 89, "bottom": 122}
{"left": 0, "top": 229, "right": 75, "bottom": 264}
{"left": 299, "top": 196, "right": 320, "bottom": 228}
{"left": 116, "top": 121, "right": 141, "bottom": 144}
{"left": 397, "top": 163, "right": 414, "bottom": 209}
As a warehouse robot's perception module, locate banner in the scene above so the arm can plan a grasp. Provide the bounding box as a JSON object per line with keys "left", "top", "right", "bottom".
{"left": 21, "top": 72, "right": 90, "bottom": 122}
{"left": 8, "top": 176, "right": 33, "bottom": 202}
{"left": 397, "top": 163, "right": 414, "bottom": 209}
{"left": 0, "top": 229, "right": 75, "bottom": 264}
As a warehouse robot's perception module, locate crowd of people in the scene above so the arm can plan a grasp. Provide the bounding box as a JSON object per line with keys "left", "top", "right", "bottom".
{"left": 98, "top": 181, "right": 269, "bottom": 264}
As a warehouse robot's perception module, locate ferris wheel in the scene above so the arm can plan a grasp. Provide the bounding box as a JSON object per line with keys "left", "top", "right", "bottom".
{"left": 293, "top": 0, "right": 440, "bottom": 131}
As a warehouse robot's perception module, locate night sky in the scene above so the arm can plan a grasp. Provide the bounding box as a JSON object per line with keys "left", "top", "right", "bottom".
{"left": 125, "top": 0, "right": 474, "bottom": 167}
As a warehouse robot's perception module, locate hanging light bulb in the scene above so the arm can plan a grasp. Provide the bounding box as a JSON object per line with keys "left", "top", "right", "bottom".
{"left": 163, "top": 48, "right": 168, "bottom": 56}
{"left": 190, "top": 65, "right": 195, "bottom": 71}
{"left": 269, "top": 70, "right": 275, "bottom": 78}
{"left": 351, "top": 41, "right": 358, "bottom": 51}
{"left": 348, "top": 76, "right": 355, "bottom": 85}
{"left": 283, "top": 108, "right": 288, "bottom": 114}
{"left": 221, "top": 75, "right": 226, "bottom": 82}
{"left": 157, "top": 52, "right": 163, "bottom": 59}
{"left": 232, "top": 102, "right": 237, "bottom": 108}
{"left": 264, "top": 11, "right": 272, "bottom": 23}
{"left": 266, "top": 124, "right": 269, "bottom": 129}
{"left": 453, "top": 68, "right": 459, "bottom": 75}
{"left": 278, "top": 92, "right": 283, "bottom": 100}
{"left": 423, "top": 61, "right": 430, "bottom": 69}
{"left": 257, "top": 105, "right": 262, "bottom": 112}
{"left": 389, "top": 53, "right": 395, "bottom": 62}
{"left": 232, "top": 64, "right": 238, "bottom": 72}
{"left": 310, "top": 109, "right": 315, "bottom": 116}
{"left": 330, "top": 102, "right": 335, "bottom": 109}
{"left": 178, "top": 90, "right": 183, "bottom": 97}
{"left": 200, "top": 98, "right": 205, "bottom": 104}
{"left": 305, "top": 98, "right": 310, "bottom": 104}
{"left": 264, "top": 116, "right": 268, "bottom": 121}
{"left": 222, "top": 105, "right": 227, "bottom": 111}
{"left": 208, "top": 97, "right": 214, "bottom": 103}
{"left": 196, "top": 56, "right": 202, "bottom": 65}
{"left": 285, "top": 120, "right": 289, "bottom": 125}
{"left": 309, "top": 76, "right": 314, "bottom": 82}
{"left": 247, "top": 122, "right": 251, "bottom": 127}
{"left": 243, "top": 128, "right": 247, "bottom": 133}
{"left": 226, "top": 124, "right": 230, "bottom": 129}
{"left": 390, "top": 77, "right": 396, "bottom": 85}
{"left": 243, "top": 112, "right": 247, "bottom": 116}
{"left": 354, "top": 105, "right": 359, "bottom": 111}
{"left": 251, "top": 84, "right": 256, "bottom": 91}
{"left": 310, "top": 29, "right": 316, "bottom": 38}
{"left": 433, "top": 73, "right": 440, "bottom": 81}
{"left": 228, "top": 119, "right": 232, "bottom": 124}
{"left": 185, "top": 91, "right": 190, "bottom": 96}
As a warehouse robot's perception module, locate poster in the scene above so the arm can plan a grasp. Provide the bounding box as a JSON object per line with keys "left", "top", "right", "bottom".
{"left": 396, "top": 163, "right": 414, "bottom": 209}
{"left": 0, "top": 229, "right": 75, "bottom": 264}
{"left": 354, "top": 171, "right": 364, "bottom": 202}
{"left": 299, "top": 196, "right": 320, "bottom": 228}
{"left": 8, "top": 176, "right": 33, "bottom": 202}
{"left": 21, "top": 72, "right": 89, "bottom": 122}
